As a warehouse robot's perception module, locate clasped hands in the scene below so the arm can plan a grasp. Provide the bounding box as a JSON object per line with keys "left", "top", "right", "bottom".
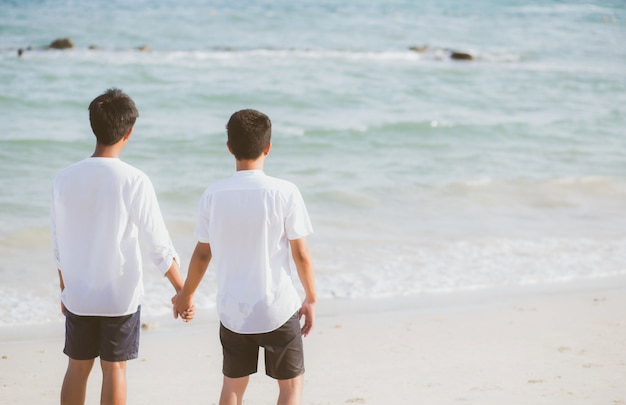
{"left": 171, "top": 293, "right": 195, "bottom": 322}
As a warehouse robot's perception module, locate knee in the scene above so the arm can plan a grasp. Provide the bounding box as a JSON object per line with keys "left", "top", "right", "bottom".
{"left": 222, "top": 375, "right": 249, "bottom": 393}
{"left": 67, "top": 358, "right": 95, "bottom": 376}
{"left": 277, "top": 375, "right": 303, "bottom": 402}
{"left": 101, "top": 360, "right": 126, "bottom": 373}
{"left": 278, "top": 374, "right": 303, "bottom": 388}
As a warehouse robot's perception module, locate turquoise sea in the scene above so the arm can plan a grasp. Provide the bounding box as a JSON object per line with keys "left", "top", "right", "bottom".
{"left": 1, "top": 0, "right": 625, "bottom": 326}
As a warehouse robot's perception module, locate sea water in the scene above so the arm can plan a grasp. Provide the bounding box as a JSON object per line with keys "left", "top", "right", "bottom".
{"left": 1, "top": 0, "right": 625, "bottom": 326}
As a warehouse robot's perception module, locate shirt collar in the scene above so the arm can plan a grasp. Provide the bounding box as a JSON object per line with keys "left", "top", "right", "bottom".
{"left": 232, "top": 170, "right": 265, "bottom": 177}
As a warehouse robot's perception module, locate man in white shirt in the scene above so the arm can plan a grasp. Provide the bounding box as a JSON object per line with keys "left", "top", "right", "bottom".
{"left": 51, "top": 88, "right": 192, "bottom": 405}
{"left": 174, "top": 109, "right": 316, "bottom": 405}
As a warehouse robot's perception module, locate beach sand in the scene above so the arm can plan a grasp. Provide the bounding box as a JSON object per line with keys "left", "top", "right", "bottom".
{"left": 1, "top": 277, "right": 625, "bottom": 405}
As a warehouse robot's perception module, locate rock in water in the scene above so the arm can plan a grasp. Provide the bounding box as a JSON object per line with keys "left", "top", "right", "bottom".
{"left": 450, "top": 51, "right": 473, "bottom": 61}
{"left": 49, "top": 38, "right": 74, "bottom": 49}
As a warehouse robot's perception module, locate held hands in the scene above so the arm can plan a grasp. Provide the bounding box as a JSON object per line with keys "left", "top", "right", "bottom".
{"left": 299, "top": 299, "right": 316, "bottom": 337}
{"left": 171, "top": 293, "right": 195, "bottom": 322}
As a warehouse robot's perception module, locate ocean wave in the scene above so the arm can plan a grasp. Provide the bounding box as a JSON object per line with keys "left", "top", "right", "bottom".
{"left": 414, "top": 176, "right": 626, "bottom": 219}
{"left": 517, "top": 3, "right": 620, "bottom": 16}
{"left": 1, "top": 46, "right": 522, "bottom": 65}
{"left": 313, "top": 237, "right": 626, "bottom": 299}
{"left": 3, "top": 235, "right": 625, "bottom": 326}
{"left": 440, "top": 176, "right": 626, "bottom": 197}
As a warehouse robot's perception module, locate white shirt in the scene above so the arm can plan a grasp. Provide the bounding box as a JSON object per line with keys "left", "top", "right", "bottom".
{"left": 195, "top": 170, "right": 313, "bottom": 333}
{"left": 51, "top": 157, "right": 179, "bottom": 316}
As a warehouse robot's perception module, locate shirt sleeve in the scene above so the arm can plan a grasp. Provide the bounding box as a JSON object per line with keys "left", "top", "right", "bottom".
{"left": 50, "top": 183, "right": 61, "bottom": 269}
{"left": 193, "top": 191, "right": 211, "bottom": 244}
{"left": 131, "top": 175, "right": 179, "bottom": 275}
{"left": 284, "top": 186, "right": 313, "bottom": 240}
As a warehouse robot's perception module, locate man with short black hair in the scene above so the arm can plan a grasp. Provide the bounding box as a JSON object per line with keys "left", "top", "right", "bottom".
{"left": 175, "top": 109, "right": 316, "bottom": 405}
{"left": 51, "top": 88, "right": 192, "bottom": 405}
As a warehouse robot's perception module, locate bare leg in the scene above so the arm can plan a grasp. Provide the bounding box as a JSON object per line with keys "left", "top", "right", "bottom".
{"left": 219, "top": 375, "right": 249, "bottom": 405}
{"left": 100, "top": 360, "right": 127, "bottom": 405}
{"left": 277, "top": 375, "right": 303, "bottom": 405}
{"left": 61, "top": 358, "right": 95, "bottom": 405}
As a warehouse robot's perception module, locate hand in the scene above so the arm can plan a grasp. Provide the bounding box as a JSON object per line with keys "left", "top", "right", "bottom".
{"left": 60, "top": 300, "right": 67, "bottom": 316}
{"left": 298, "top": 299, "right": 316, "bottom": 337}
{"left": 171, "top": 293, "right": 195, "bottom": 322}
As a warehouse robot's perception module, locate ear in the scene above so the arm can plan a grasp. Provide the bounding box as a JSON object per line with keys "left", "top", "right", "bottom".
{"left": 226, "top": 141, "right": 234, "bottom": 155}
{"left": 123, "top": 127, "right": 134, "bottom": 141}
{"left": 263, "top": 142, "right": 272, "bottom": 156}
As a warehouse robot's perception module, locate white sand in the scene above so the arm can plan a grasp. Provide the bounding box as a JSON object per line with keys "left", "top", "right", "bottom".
{"left": 1, "top": 276, "right": 625, "bottom": 404}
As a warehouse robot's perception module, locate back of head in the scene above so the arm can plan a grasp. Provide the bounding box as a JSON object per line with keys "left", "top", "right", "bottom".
{"left": 88, "top": 88, "right": 138, "bottom": 145}
{"left": 226, "top": 109, "right": 272, "bottom": 160}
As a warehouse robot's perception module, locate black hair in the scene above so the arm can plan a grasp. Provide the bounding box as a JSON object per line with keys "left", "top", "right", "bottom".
{"left": 226, "top": 109, "right": 272, "bottom": 160}
{"left": 88, "top": 88, "right": 138, "bottom": 145}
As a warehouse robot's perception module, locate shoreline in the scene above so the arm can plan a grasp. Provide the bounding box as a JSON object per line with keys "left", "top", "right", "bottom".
{"left": 4, "top": 273, "right": 625, "bottom": 339}
{"left": 1, "top": 276, "right": 625, "bottom": 404}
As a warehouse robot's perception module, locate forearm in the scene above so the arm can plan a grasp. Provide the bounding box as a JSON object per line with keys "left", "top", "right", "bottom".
{"left": 172, "top": 247, "right": 210, "bottom": 319}
{"left": 182, "top": 260, "right": 208, "bottom": 299}
{"left": 58, "top": 269, "right": 67, "bottom": 315}
{"left": 297, "top": 262, "right": 316, "bottom": 303}
{"left": 290, "top": 238, "right": 316, "bottom": 336}
{"left": 290, "top": 238, "right": 317, "bottom": 303}
{"left": 58, "top": 269, "right": 65, "bottom": 291}
{"left": 180, "top": 242, "right": 212, "bottom": 300}
{"left": 164, "top": 259, "right": 184, "bottom": 293}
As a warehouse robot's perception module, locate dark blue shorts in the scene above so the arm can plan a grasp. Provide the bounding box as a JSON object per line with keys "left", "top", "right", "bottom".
{"left": 63, "top": 307, "right": 141, "bottom": 362}
{"left": 220, "top": 311, "right": 305, "bottom": 380}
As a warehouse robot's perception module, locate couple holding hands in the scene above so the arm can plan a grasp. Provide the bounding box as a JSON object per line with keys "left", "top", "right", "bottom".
{"left": 51, "top": 88, "right": 316, "bottom": 405}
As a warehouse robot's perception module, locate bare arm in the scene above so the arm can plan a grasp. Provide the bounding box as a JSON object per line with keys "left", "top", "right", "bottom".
{"left": 173, "top": 242, "right": 212, "bottom": 321}
{"left": 165, "top": 259, "right": 195, "bottom": 321}
{"left": 58, "top": 269, "right": 66, "bottom": 316}
{"left": 290, "top": 237, "right": 316, "bottom": 337}
{"left": 165, "top": 258, "right": 184, "bottom": 292}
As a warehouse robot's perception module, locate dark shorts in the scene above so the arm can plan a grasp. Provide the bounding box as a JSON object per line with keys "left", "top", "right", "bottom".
{"left": 220, "top": 312, "right": 304, "bottom": 380}
{"left": 63, "top": 307, "right": 141, "bottom": 362}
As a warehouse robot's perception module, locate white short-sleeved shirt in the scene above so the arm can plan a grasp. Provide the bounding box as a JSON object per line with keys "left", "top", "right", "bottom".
{"left": 195, "top": 170, "right": 313, "bottom": 334}
{"left": 51, "top": 157, "right": 179, "bottom": 316}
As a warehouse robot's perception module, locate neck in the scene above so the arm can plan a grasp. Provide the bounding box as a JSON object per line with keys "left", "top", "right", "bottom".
{"left": 235, "top": 158, "right": 264, "bottom": 171}
{"left": 92, "top": 143, "right": 123, "bottom": 158}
